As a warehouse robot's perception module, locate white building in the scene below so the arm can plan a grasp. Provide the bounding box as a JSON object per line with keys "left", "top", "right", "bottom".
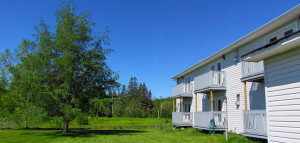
{"left": 172, "top": 4, "right": 300, "bottom": 142}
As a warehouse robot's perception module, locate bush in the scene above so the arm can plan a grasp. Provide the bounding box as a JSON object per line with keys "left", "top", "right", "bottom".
{"left": 76, "top": 114, "right": 89, "bottom": 125}
{"left": 50, "top": 117, "right": 64, "bottom": 128}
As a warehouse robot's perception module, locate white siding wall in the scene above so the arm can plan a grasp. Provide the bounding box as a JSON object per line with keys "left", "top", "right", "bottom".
{"left": 222, "top": 50, "right": 246, "bottom": 133}
{"left": 265, "top": 47, "right": 300, "bottom": 143}
{"left": 173, "top": 18, "right": 300, "bottom": 135}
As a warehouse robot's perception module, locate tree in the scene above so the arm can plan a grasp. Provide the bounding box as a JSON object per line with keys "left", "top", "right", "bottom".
{"left": 11, "top": 2, "right": 118, "bottom": 133}
{"left": 127, "top": 77, "right": 138, "bottom": 97}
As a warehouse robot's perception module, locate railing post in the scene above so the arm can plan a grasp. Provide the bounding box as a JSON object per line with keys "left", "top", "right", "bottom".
{"left": 181, "top": 96, "right": 183, "bottom": 112}
{"left": 244, "top": 82, "right": 248, "bottom": 110}
{"left": 173, "top": 99, "right": 175, "bottom": 112}
{"left": 210, "top": 90, "right": 214, "bottom": 111}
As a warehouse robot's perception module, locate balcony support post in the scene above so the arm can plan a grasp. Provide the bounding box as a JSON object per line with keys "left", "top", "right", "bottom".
{"left": 244, "top": 82, "right": 248, "bottom": 110}
{"left": 195, "top": 94, "right": 197, "bottom": 112}
{"left": 210, "top": 90, "right": 214, "bottom": 111}
{"left": 181, "top": 96, "right": 183, "bottom": 112}
{"left": 173, "top": 99, "right": 175, "bottom": 112}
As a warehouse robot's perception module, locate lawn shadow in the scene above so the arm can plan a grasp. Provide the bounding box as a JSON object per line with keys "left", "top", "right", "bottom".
{"left": 37, "top": 129, "right": 146, "bottom": 138}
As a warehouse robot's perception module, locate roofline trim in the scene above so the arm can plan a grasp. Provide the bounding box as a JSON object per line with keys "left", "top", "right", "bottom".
{"left": 172, "top": 4, "right": 300, "bottom": 79}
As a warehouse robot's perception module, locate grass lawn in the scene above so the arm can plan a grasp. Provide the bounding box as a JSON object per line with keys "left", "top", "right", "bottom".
{"left": 0, "top": 117, "right": 259, "bottom": 143}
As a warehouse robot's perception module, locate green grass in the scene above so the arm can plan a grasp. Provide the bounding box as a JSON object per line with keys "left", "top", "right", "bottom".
{"left": 0, "top": 117, "right": 259, "bottom": 143}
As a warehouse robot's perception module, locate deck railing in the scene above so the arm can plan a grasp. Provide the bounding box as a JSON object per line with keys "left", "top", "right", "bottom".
{"left": 194, "top": 71, "right": 226, "bottom": 91}
{"left": 194, "top": 111, "right": 225, "bottom": 129}
{"left": 242, "top": 61, "right": 264, "bottom": 78}
{"left": 243, "top": 110, "right": 267, "bottom": 136}
{"left": 173, "top": 83, "right": 193, "bottom": 97}
{"left": 172, "top": 112, "right": 193, "bottom": 126}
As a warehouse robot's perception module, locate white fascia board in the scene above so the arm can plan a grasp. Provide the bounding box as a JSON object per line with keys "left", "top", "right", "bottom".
{"left": 245, "top": 37, "right": 300, "bottom": 62}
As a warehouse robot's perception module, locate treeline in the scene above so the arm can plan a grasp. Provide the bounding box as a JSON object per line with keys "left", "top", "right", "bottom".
{"left": 103, "top": 77, "right": 172, "bottom": 118}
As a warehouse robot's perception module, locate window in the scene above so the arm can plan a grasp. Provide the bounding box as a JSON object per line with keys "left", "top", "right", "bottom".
{"left": 284, "top": 29, "right": 293, "bottom": 36}
{"left": 269, "top": 37, "right": 277, "bottom": 43}
{"left": 236, "top": 94, "right": 240, "bottom": 106}
{"left": 185, "top": 77, "right": 187, "bottom": 83}
{"left": 188, "top": 77, "right": 191, "bottom": 83}
{"left": 188, "top": 104, "right": 190, "bottom": 112}
{"left": 185, "top": 104, "right": 187, "bottom": 112}
{"left": 217, "top": 63, "right": 221, "bottom": 71}
{"left": 265, "top": 22, "right": 297, "bottom": 44}
{"left": 211, "top": 66, "right": 215, "bottom": 71}
{"left": 234, "top": 50, "right": 239, "bottom": 62}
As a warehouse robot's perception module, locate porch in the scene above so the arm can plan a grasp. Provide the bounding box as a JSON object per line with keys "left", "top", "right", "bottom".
{"left": 172, "top": 112, "right": 193, "bottom": 126}
{"left": 194, "top": 111, "right": 225, "bottom": 131}
{"left": 243, "top": 110, "right": 267, "bottom": 139}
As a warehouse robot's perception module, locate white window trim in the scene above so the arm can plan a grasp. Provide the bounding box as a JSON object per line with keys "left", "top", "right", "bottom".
{"left": 265, "top": 22, "right": 297, "bottom": 44}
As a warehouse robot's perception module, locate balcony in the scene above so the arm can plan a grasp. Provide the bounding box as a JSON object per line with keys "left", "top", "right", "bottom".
{"left": 173, "top": 83, "right": 193, "bottom": 98}
{"left": 194, "top": 71, "right": 226, "bottom": 93}
{"left": 241, "top": 61, "right": 264, "bottom": 82}
{"left": 194, "top": 111, "right": 225, "bottom": 131}
{"left": 172, "top": 112, "right": 193, "bottom": 126}
{"left": 243, "top": 110, "right": 267, "bottom": 139}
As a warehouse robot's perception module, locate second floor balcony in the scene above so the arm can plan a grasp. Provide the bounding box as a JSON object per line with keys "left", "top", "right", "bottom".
{"left": 194, "top": 71, "right": 226, "bottom": 93}
{"left": 173, "top": 83, "right": 193, "bottom": 98}
{"left": 241, "top": 61, "right": 264, "bottom": 82}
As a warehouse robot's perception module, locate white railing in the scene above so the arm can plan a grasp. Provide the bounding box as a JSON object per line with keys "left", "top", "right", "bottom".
{"left": 194, "top": 71, "right": 226, "bottom": 91}
{"left": 172, "top": 112, "right": 193, "bottom": 126}
{"left": 194, "top": 111, "right": 225, "bottom": 129}
{"left": 243, "top": 110, "right": 267, "bottom": 136}
{"left": 173, "top": 83, "right": 193, "bottom": 97}
{"left": 242, "top": 61, "right": 264, "bottom": 78}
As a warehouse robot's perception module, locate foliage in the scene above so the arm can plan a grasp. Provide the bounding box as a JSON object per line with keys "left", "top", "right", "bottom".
{"left": 109, "top": 77, "right": 154, "bottom": 118}
{"left": 0, "top": 2, "right": 118, "bottom": 134}
{"left": 150, "top": 97, "right": 173, "bottom": 118}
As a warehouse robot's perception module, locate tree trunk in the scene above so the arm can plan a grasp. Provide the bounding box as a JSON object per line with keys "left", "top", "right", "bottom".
{"left": 24, "top": 118, "right": 29, "bottom": 129}
{"left": 63, "top": 120, "right": 70, "bottom": 134}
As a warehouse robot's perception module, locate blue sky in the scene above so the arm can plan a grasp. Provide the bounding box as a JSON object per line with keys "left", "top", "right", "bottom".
{"left": 0, "top": 0, "right": 299, "bottom": 98}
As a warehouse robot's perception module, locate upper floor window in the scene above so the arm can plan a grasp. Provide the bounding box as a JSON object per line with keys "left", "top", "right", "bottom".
{"left": 265, "top": 22, "right": 297, "bottom": 44}
{"left": 284, "top": 29, "right": 293, "bottom": 36}
{"left": 211, "top": 66, "right": 215, "bottom": 71}
{"left": 269, "top": 37, "right": 277, "bottom": 43}
{"left": 217, "top": 63, "right": 221, "bottom": 71}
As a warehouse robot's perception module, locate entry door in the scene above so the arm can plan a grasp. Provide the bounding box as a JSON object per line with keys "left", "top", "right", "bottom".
{"left": 211, "top": 62, "right": 222, "bottom": 84}
{"left": 213, "top": 99, "right": 223, "bottom": 111}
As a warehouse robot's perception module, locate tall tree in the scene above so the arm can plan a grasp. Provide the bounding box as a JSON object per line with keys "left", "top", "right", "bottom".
{"left": 127, "top": 77, "right": 138, "bottom": 97}
{"left": 12, "top": 2, "right": 118, "bottom": 133}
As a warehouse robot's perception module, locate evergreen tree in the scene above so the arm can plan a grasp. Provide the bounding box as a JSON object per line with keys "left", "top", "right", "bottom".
{"left": 127, "top": 77, "right": 138, "bottom": 97}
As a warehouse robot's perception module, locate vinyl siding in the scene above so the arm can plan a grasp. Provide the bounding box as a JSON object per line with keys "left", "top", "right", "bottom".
{"left": 172, "top": 15, "right": 300, "bottom": 137}
{"left": 265, "top": 47, "right": 300, "bottom": 143}
{"left": 222, "top": 50, "right": 246, "bottom": 133}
